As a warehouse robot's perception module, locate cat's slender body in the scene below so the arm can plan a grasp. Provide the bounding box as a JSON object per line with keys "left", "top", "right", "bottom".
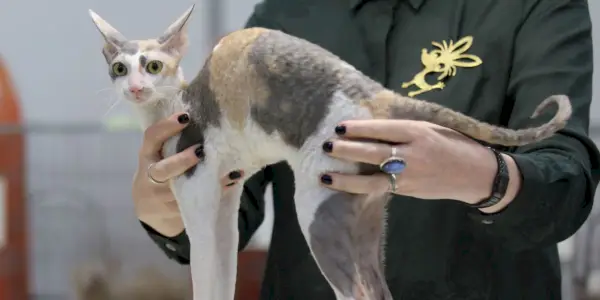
{"left": 89, "top": 5, "right": 572, "bottom": 300}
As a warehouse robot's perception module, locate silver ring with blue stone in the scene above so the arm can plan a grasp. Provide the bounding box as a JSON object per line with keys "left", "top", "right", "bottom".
{"left": 379, "top": 147, "right": 407, "bottom": 175}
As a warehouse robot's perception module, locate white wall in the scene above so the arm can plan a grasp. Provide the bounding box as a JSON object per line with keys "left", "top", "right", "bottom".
{"left": 0, "top": 0, "right": 261, "bottom": 297}
{"left": 0, "top": 0, "right": 215, "bottom": 124}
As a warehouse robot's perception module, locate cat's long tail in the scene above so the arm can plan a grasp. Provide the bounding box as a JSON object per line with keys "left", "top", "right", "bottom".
{"left": 363, "top": 90, "right": 572, "bottom": 147}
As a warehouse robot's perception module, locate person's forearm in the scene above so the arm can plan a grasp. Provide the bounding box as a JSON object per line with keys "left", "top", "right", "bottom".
{"left": 142, "top": 215, "right": 185, "bottom": 238}
{"left": 467, "top": 147, "right": 596, "bottom": 250}
{"left": 141, "top": 221, "right": 191, "bottom": 264}
{"left": 477, "top": 153, "right": 520, "bottom": 214}
{"left": 460, "top": 0, "right": 599, "bottom": 251}
{"left": 141, "top": 166, "right": 270, "bottom": 263}
{"left": 457, "top": 148, "right": 522, "bottom": 214}
{"left": 142, "top": 168, "right": 269, "bottom": 240}
{"left": 447, "top": 129, "right": 596, "bottom": 251}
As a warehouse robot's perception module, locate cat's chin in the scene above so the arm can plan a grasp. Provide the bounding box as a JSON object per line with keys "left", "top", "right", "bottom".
{"left": 123, "top": 93, "right": 150, "bottom": 103}
{"left": 124, "top": 91, "right": 179, "bottom": 108}
{"left": 126, "top": 98, "right": 146, "bottom": 105}
{"left": 127, "top": 96, "right": 165, "bottom": 108}
{"left": 122, "top": 96, "right": 150, "bottom": 107}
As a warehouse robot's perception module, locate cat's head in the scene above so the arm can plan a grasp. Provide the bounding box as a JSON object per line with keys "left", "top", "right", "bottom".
{"left": 89, "top": 6, "right": 194, "bottom": 106}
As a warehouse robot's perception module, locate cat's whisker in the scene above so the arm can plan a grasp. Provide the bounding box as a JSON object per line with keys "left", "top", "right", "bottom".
{"left": 105, "top": 92, "right": 118, "bottom": 101}
{"left": 93, "top": 87, "right": 116, "bottom": 97}
{"left": 100, "top": 93, "right": 118, "bottom": 107}
{"left": 159, "top": 86, "right": 184, "bottom": 93}
{"left": 92, "top": 89, "right": 121, "bottom": 108}
{"left": 102, "top": 98, "right": 122, "bottom": 118}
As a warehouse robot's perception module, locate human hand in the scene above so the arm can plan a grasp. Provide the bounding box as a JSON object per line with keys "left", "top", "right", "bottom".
{"left": 132, "top": 113, "right": 244, "bottom": 237}
{"left": 319, "top": 119, "right": 520, "bottom": 209}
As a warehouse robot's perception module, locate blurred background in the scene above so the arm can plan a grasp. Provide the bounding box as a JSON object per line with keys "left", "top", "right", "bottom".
{"left": 0, "top": 0, "right": 599, "bottom": 299}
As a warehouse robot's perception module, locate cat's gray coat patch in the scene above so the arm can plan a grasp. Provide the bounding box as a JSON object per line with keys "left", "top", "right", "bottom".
{"left": 247, "top": 30, "right": 383, "bottom": 148}
{"left": 310, "top": 191, "right": 391, "bottom": 299}
{"left": 176, "top": 54, "right": 221, "bottom": 177}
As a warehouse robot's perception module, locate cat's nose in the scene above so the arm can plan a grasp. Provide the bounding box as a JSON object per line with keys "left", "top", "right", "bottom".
{"left": 129, "top": 86, "right": 143, "bottom": 94}
{"left": 128, "top": 86, "right": 145, "bottom": 98}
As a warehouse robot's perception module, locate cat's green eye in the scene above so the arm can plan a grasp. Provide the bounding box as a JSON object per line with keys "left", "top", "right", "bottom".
{"left": 146, "top": 60, "right": 163, "bottom": 75}
{"left": 111, "top": 62, "right": 128, "bottom": 77}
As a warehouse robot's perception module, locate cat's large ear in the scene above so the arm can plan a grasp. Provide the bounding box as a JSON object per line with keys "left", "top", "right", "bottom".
{"left": 157, "top": 5, "right": 195, "bottom": 56}
{"left": 88, "top": 10, "right": 128, "bottom": 61}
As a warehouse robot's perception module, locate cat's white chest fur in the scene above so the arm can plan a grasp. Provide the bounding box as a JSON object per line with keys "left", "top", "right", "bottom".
{"left": 134, "top": 93, "right": 187, "bottom": 156}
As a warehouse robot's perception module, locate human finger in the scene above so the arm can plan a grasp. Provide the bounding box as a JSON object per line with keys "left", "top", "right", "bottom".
{"left": 322, "top": 139, "right": 408, "bottom": 166}
{"left": 146, "top": 144, "right": 203, "bottom": 184}
{"left": 318, "top": 172, "right": 395, "bottom": 194}
{"left": 140, "top": 112, "right": 191, "bottom": 159}
{"left": 221, "top": 170, "right": 245, "bottom": 188}
{"left": 334, "top": 119, "right": 424, "bottom": 143}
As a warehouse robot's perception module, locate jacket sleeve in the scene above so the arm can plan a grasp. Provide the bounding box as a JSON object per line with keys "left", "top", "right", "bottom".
{"left": 142, "top": 167, "right": 272, "bottom": 264}
{"left": 468, "top": 0, "right": 600, "bottom": 251}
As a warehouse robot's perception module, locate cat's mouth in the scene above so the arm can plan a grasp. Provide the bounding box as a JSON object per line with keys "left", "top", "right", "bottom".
{"left": 128, "top": 95, "right": 146, "bottom": 103}
{"left": 125, "top": 90, "right": 151, "bottom": 103}
{"left": 132, "top": 94, "right": 146, "bottom": 102}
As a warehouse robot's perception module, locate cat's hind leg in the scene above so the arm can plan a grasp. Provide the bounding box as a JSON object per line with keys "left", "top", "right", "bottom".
{"left": 291, "top": 162, "right": 393, "bottom": 300}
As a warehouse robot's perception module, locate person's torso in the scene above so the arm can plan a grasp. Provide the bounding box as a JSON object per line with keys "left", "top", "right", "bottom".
{"left": 254, "top": 0, "right": 562, "bottom": 299}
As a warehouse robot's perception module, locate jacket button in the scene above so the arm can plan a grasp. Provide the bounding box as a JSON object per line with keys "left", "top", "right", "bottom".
{"left": 481, "top": 219, "right": 494, "bottom": 225}
{"left": 165, "top": 243, "right": 177, "bottom": 251}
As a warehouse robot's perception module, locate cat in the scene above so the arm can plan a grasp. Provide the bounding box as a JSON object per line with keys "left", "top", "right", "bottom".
{"left": 88, "top": 5, "right": 572, "bottom": 300}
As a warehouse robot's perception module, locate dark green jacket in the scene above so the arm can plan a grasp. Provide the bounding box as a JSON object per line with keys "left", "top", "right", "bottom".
{"left": 143, "top": 0, "right": 600, "bottom": 298}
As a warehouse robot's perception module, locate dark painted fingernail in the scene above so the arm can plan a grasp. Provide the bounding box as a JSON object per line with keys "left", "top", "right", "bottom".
{"left": 322, "top": 141, "right": 333, "bottom": 153}
{"left": 178, "top": 113, "right": 190, "bottom": 124}
{"left": 226, "top": 182, "right": 236, "bottom": 187}
{"left": 320, "top": 174, "right": 332, "bottom": 185}
{"left": 335, "top": 125, "right": 346, "bottom": 135}
{"left": 194, "top": 145, "right": 204, "bottom": 158}
{"left": 229, "top": 170, "right": 242, "bottom": 180}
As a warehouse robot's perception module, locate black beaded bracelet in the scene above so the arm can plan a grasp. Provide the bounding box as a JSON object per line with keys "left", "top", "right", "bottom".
{"left": 467, "top": 147, "right": 509, "bottom": 209}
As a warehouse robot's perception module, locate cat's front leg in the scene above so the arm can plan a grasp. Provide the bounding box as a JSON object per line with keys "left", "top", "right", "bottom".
{"left": 171, "top": 173, "right": 220, "bottom": 300}
{"left": 214, "top": 183, "right": 243, "bottom": 299}
{"left": 171, "top": 165, "right": 239, "bottom": 300}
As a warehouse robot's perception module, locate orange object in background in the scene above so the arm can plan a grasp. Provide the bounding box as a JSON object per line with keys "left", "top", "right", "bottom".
{"left": 0, "top": 56, "right": 28, "bottom": 300}
{"left": 235, "top": 251, "right": 267, "bottom": 300}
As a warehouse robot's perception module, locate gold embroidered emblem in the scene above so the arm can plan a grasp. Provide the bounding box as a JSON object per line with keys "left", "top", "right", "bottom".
{"left": 401, "top": 36, "right": 482, "bottom": 97}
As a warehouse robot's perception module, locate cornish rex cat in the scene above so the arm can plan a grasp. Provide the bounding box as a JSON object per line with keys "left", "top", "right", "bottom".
{"left": 88, "top": 5, "right": 572, "bottom": 300}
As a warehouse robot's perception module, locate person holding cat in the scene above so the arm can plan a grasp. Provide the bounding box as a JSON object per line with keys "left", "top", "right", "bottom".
{"left": 134, "top": 0, "right": 600, "bottom": 299}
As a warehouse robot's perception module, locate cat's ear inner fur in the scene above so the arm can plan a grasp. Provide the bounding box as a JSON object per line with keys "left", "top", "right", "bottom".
{"left": 157, "top": 4, "right": 195, "bottom": 56}
{"left": 88, "top": 9, "right": 128, "bottom": 62}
